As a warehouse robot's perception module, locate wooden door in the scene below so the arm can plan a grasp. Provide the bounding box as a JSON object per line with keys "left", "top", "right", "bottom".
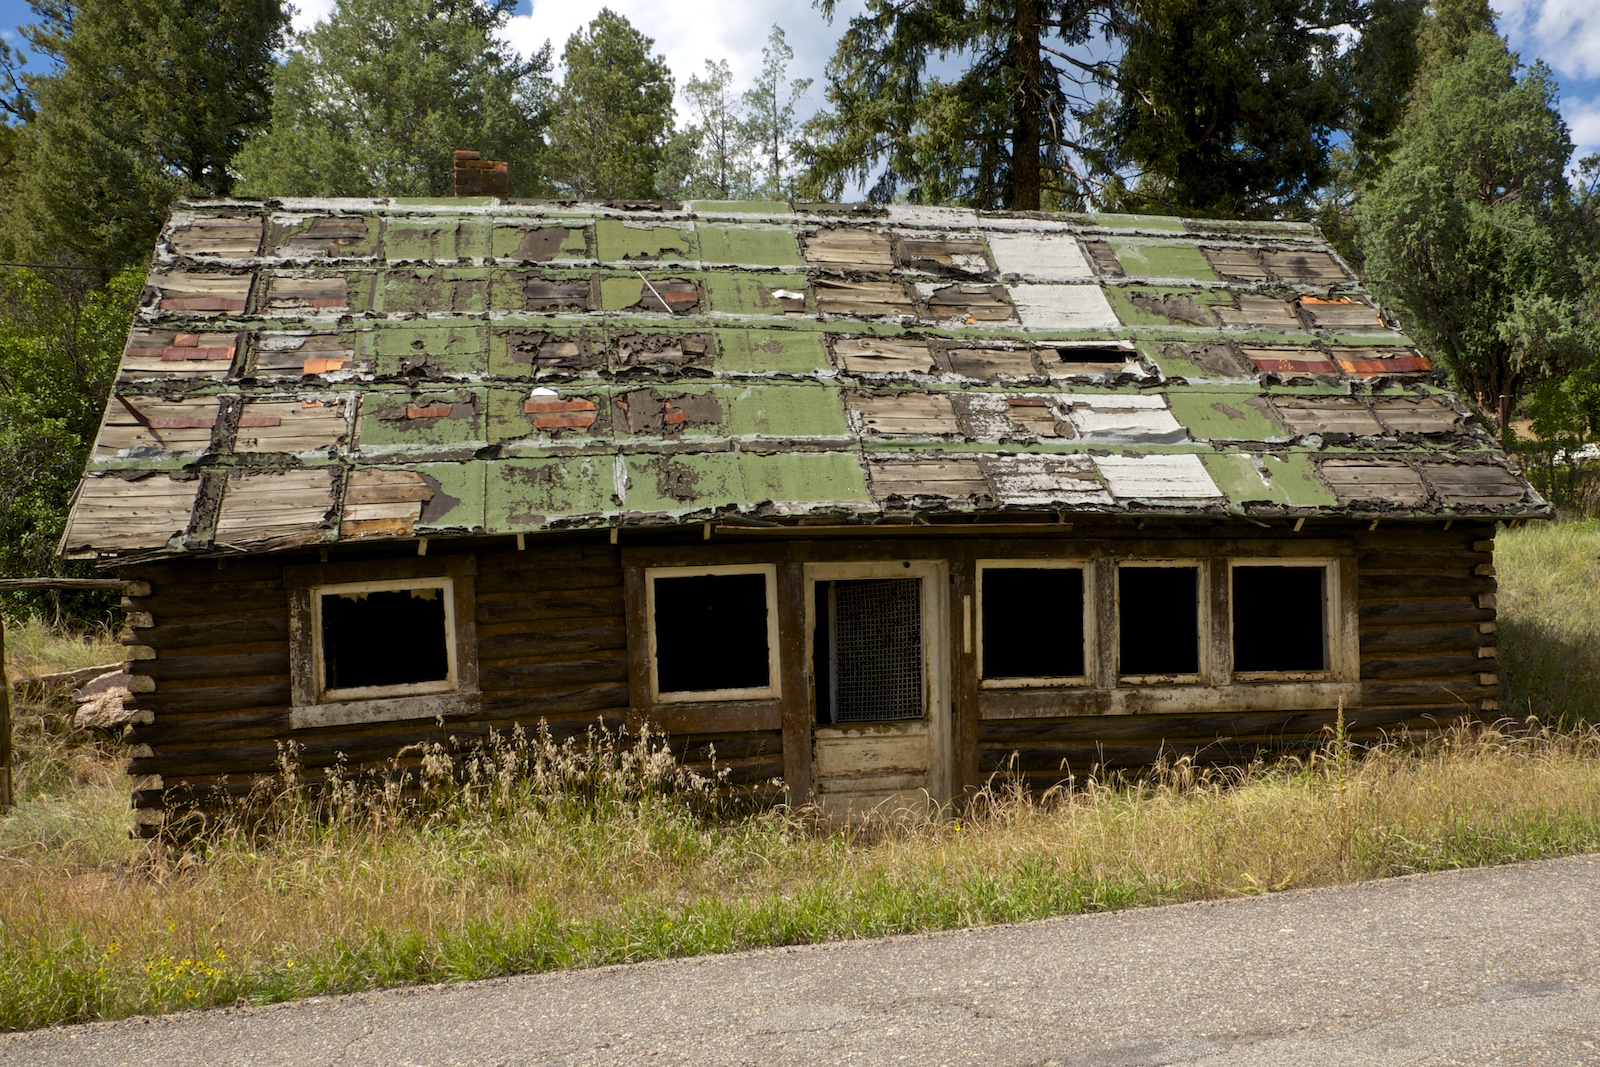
{"left": 805, "top": 561, "right": 950, "bottom": 818}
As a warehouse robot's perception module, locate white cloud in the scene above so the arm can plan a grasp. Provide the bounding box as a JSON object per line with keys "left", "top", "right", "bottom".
{"left": 1497, "top": 0, "right": 1600, "bottom": 80}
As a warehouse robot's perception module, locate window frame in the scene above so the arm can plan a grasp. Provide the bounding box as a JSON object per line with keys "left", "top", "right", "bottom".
{"left": 976, "top": 559, "right": 1094, "bottom": 689}
{"left": 1114, "top": 558, "right": 1208, "bottom": 685}
{"left": 285, "top": 554, "right": 479, "bottom": 729}
{"left": 645, "top": 563, "right": 781, "bottom": 704}
{"left": 312, "top": 576, "right": 460, "bottom": 703}
{"left": 1227, "top": 557, "right": 1339, "bottom": 682}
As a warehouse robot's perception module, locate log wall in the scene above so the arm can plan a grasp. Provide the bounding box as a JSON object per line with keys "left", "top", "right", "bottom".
{"left": 119, "top": 519, "right": 1500, "bottom": 828}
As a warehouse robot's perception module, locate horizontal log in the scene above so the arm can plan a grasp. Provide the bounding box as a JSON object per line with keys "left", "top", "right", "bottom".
{"left": 480, "top": 657, "right": 630, "bottom": 691}
{"left": 129, "top": 709, "right": 292, "bottom": 745}
{"left": 145, "top": 651, "right": 289, "bottom": 682}
{"left": 477, "top": 593, "right": 623, "bottom": 624}
{"left": 0, "top": 577, "right": 131, "bottom": 591}
{"left": 481, "top": 686, "right": 632, "bottom": 719}
{"left": 479, "top": 626, "right": 628, "bottom": 664}
{"left": 1360, "top": 626, "right": 1485, "bottom": 655}
{"left": 978, "top": 682, "right": 1361, "bottom": 721}
{"left": 977, "top": 705, "right": 1444, "bottom": 746}
{"left": 647, "top": 701, "right": 782, "bottom": 734}
{"left": 1358, "top": 601, "right": 1494, "bottom": 626}
{"left": 128, "top": 618, "right": 290, "bottom": 650}
{"left": 135, "top": 682, "right": 292, "bottom": 715}
{"left": 1359, "top": 652, "right": 1482, "bottom": 681}
{"left": 1360, "top": 680, "right": 1497, "bottom": 707}
{"left": 1357, "top": 574, "right": 1494, "bottom": 598}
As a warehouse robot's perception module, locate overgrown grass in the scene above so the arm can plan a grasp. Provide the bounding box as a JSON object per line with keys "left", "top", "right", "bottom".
{"left": 1497, "top": 519, "right": 1600, "bottom": 723}
{"left": 2, "top": 616, "right": 123, "bottom": 682}
{"left": 0, "top": 521, "right": 1597, "bottom": 1031}
{"left": 1, "top": 719, "right": 1599, "bottom": 1032}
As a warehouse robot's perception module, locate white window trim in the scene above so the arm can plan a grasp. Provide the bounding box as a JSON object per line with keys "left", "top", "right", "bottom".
{"left": 1115, "top": 559, "right": 1207, "bottom": 684}
{"left": 1228, "top": 558, "right": 1339, "bottom": 682}
{"left": 312, "top": 576, "right": 460, "bottom": 703}
{"left": 976, "top": 559, "right": 1094, "bottom": 688}
{"left": 645, "top": 563, "right": 781, "bottom": 704}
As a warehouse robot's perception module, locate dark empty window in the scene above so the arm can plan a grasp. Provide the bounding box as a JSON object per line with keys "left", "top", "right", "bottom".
{"left": 321, "top": 585, "right": 451, "bottom": 693}
{"left": 1118, "top": 566, "right": 1200, "bottom": 677}
{"left": 1233, "top": 566, "right": 1327, "bottom": 672}
{"left": 981, "top": 567, "right": 1085, "bottom": 680}
{"left": 653, "top": 572, "right": 771, "bottom": 694}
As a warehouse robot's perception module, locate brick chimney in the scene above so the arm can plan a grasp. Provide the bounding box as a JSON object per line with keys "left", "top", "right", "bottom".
{"left": 453, "top": 150, "right": 509, "bottom": 197}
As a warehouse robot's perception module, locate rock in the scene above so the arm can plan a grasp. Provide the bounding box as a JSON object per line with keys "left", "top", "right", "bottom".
{"left": 75, "top": 668, "right": 130, "bottom": 700}
{"left": 74, "top": 685, "right": 135, "bottom": 731}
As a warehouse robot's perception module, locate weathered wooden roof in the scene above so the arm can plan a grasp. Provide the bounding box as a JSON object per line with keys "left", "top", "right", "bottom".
{"left": 61, "top": 197, "right": 1545, "bottom": 559}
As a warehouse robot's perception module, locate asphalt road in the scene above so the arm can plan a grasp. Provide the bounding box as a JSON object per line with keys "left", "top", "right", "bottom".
{"left": 6, "top": 852, "right": 1598, "bottom": 1066}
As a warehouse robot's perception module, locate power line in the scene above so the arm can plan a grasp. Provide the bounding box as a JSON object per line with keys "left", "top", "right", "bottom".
{"left": 0, "top": 262, "right": 126, "bottom": 271}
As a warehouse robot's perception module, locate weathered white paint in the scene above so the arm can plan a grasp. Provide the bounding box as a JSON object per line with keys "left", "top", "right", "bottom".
{"left": 1063, "top": 394, "right": 1188, "bottom": 443}
{"left": 983, "top": 454, "right": 1111, "bottom": 506}
{"left": 1009, "top": 284, "right": 1120, "bottom": 330}
{"left": 1093, "top": 453, "right": 1223, "bottom": 501}
{"left": 987, "top": 233, "right": 1095, "bottom": 281}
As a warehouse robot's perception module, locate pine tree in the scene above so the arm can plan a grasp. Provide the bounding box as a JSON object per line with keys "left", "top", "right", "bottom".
{"left": 545, "top": 10, "right": 675, "bottom": 200}
{"left": 1355, "top": 30, "right": 1588, "bottom": 432}
{"left": 7, "top": 0, "right": 285, "bottom": 267}
{"left": 233, "top": 0, "right": 551, "bottom": 198}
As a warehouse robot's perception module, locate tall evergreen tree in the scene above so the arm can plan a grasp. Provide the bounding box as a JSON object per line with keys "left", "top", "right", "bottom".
{"left": 8, "top": 0, "right": 285, "bottom": 267}
{"left": 1355, "top": 30, "right": 1587, "bottom": 432}
{"left": 234, "top": 0, "right": 551, "bottom": 198}
{"left": 545, "top": 10, "right": 675, "bottom": 200}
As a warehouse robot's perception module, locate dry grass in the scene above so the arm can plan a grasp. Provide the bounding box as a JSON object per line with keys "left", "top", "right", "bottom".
{"left": 1496, "top": 519, "right": 1600, "bottom": 723}
{"left": 2, "top": 616, "right": 123, "bottom": 682}
{"left": 1, "top": 719, "right": 1598, "bottom": 1031}
{"left": 1, "top": 520, "right": 1598, "bottom": 1031}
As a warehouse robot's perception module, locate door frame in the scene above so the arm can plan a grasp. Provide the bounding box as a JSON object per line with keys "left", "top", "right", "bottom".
{"left": 802, "top": 559, "right": 951, "bottom": 805}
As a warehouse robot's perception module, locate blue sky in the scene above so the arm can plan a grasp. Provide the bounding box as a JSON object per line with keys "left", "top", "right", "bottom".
{"left": 3, "top": 0, "right": 1597, "bottom": 176}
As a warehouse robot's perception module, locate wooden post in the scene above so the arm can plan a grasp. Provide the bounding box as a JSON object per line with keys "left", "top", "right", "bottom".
{"left": 1, "top": 615, "right": 11, "bottom": 810}
{"left": 776, "top": 561, "right": 811, "bottom": 805}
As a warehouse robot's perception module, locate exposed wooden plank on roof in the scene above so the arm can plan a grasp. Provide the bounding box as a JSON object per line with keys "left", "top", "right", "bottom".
{"left": 1215, "top": 294, "right": 1297, "bottom": 329}
{"left": 1371, "top": 397, "right": 1463, "bottom": 435}
{"left": 848, "top": 393, "right": 961, "bottom": 437}
{"left": 865, "top": 456, "right": 989, "bottom": 501}
{"left": 169, "top": 216, "right": 263, "bottom": 258}
{"left": 264, "top": 275, "right": 349, "bottom": 314}
{"left": 814, "top": 278, "right": 914, "bottom": 318}
{"left": 1300, "top": 296, "right": 1382, "bottom": 330}
{"left": 518, "top": 276, "right": 594, "bottom": 312}
{"left": 1333, "top": 347, "right": 1434, "bottom": 376}
{"left": 213, "top": 468, "right": 336, "bottom": 547}
{"left": 921, "top": 283, "right": 1014, "bottom": 322}
{"left": 981, "top": 453, "right": 1109, "bottom": 506}
{"left": 613, "top": 331, "right": 714, "bottom": 370}
{"left": 340, "top": 468, "right": 434, "bottom": 539}
{"left": 1417, "top": 462, "right": 1528, "bottom": 505}
{"left": 1241, "top": 345, "right": 1339, "bottom": 376}
{"left": 1263, "top": 249, "right": 1349, "bottom": 285}
{"left": 1318, "top": 458, "right": 1429, "bottom": 506}
{"left": 951, "top": 393, "right": 1073, "bottom": 440}
{"left": 120, "top": 329, "right": 237, "bottom": 380}
{"left": 273, "top": 216, "right": 376, "bottom": 257}
{"left": 898, "top": 236, "right": 990, "bottom": 272}
{"left": 802, "top": 227, "right": 893, "bottom": 270}
{"left": 149, "top": 271, "right": 251, "bottom": 315}
{"left": 832, "top": 338, "right": 936, "bottom": 376}
{"left": 1202, "top": 246, "right": 1269, "bottom": 282}
{"left": 1272, "top": 397, "right": 1385, "bottom": 437}
{"left": 234, "top": 398, "right": 348, "bottom": 454}
{"left": 249, "top": 332, "right": 359, "bottom": 378}
{"left": 1062, "top": 394, "right": 1187, "bottom": 443}
{"left": 61, "top": 474, "right": 199, "bottom": 553}
{"left": 942, "top": 346, "right": 1039, "bottom": 380}
{"left": 93, "top": 396, "right": 220, "bottom": 459}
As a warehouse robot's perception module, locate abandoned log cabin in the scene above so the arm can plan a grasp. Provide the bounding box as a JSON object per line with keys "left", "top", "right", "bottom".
{"left": 58, "top": 195, "right": 1546, "bottom": 831}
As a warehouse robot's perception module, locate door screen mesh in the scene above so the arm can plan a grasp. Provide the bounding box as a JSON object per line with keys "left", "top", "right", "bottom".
{"left": 829, "top": 578, "right": 924, "bottom": 722}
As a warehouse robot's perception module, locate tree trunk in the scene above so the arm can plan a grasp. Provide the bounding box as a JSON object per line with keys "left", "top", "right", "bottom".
{"left": 1012, "top": 0, "right": 1042, "bottom": 211}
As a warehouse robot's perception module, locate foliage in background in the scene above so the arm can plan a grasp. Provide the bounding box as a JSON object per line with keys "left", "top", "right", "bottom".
{"left": 1354, "top": 29, "right": 1594, "bottom": 433}
{"left": 0, "top": 268, "right": 140, "bottom": 624}
{"left": 741, "top": 26, "right": 813, "bottom": 200}
{"left": 657, "top": 60, "right": 755, "bottom": 200}
{"left": 5, "top": 0, "right": 285, "bottom": 268}
{"left": 545, "top": 9, "right": 674, "bottom": 200}
{"left": 1497, "top": 520, "right": 1600, "bottom": 724}
{"left": 234, "top": 0, "right": 551, "bottom": 198}
{"left": 1088, "top": 0, "right": 1418, "bottom": 218}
